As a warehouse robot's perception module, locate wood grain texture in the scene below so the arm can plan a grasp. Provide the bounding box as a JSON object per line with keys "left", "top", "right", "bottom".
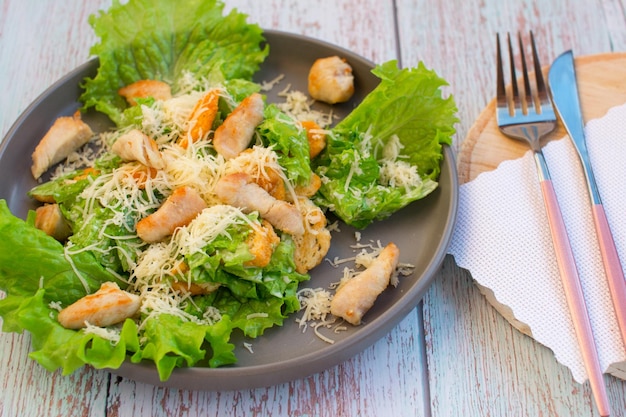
{"left": 456, "top": 54, "right": 626, "bottom": 379}
{"left": 0, "top": 1, "right": 428, "bottom": 417}
{"left": 394, "top": 0, "right": 626, "bottom": 415}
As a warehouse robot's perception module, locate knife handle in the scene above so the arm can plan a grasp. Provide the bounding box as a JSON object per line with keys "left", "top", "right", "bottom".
{"left": 592, "top": 203, "right": 626, "bottom": 346}
{"left": 540, "top": 179, "right": 611, "bottom": 417}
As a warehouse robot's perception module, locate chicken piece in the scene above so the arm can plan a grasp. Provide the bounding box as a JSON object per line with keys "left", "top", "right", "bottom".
{"left": 255, "top": 166, "right": 287, "bottom": 201}
{"left": 292, "top": 197, "right": 331, "bottom": 274}
{"left": 180, "top": 89, "right": 220, "bottom": 148}
{"left": 57, "top": 282, "right": 141, "bottom": 329}
{"left": 136, "top": 186, "right": 207, "bottom": 243}
{"left": 330, "top": 242, "right": 400, "bottom": 325}
{"left": 213, "top": 93, "right": 265, "bottom": 159}
{"left": 111, "top": 129, "right": 166, "bottom": 169}
{"left": 245, "top": 220, "right": 280, "bottom": 268}
{"left": 118, "top": 79, "right": 172, "bottom": 106}
{"left": 300, "top": 120, "right": 327, "bottom": 158}
{"left": 31, "top": 111, "right": 94, "bottom": 179}
{"left": 214, "top": 173, "right": 304, "bottom": 236}
{"left": 308, "top": 56, "right": 354, "bottom": 104}
{"left": 34, "top": 203, "right": 71, "bottom": 241}
{"left": 227, "top": 148, "right": 287, "bottom": 200}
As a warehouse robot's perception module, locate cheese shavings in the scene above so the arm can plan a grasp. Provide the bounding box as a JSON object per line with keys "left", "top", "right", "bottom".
{"left": 295, "top": 287, "right": 339, "bottom": 344}
{"left": 276, "top": 84, "right": 335, "bottom": 128}
{"left": 84, "top": 322, "right": 122, "bottom": 344}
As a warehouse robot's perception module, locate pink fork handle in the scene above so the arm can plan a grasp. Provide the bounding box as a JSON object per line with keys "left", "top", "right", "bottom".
{"left": 540, "top": 180, "right": 610, "bottom": 416}
{"left": 592, "top": 204, "right": 626, "bottom": 345}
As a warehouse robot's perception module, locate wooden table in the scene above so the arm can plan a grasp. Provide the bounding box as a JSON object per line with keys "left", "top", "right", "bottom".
{"left": 1, "top": 0, "right": 625, "bottom": 416}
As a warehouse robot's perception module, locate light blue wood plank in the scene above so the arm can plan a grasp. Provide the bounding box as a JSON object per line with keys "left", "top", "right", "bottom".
{"left": 394, "top": 0, "right": 626, "bottom": 413}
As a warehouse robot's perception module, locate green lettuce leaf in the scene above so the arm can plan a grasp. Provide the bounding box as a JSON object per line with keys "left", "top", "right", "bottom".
{"left": 258, "top": 104, "right": 312, "bottom": 185}
{"left": 314, "top": 60, "right": 458, "bottom": 228}
{"left": 130, "top": 313, "right": 236, "bottom": 381}
{"left": 0, "top": 200, "right": 121, "bottom": 312}
{"left": 80, "top": 0, "right": 269, "bottom": 126}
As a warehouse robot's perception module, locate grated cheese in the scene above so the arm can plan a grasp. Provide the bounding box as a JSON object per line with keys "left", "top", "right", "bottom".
{"left": 259, "top": 74, "right": 285, "bottom": 91}
{"left": 84, "top": 322, "right": 121, "bottom": 344}
{"left": 276, "top": 84, "right": 335, "bottom": 128}
{"left": 48, "top": 301, "right": 63, "bottom": 311}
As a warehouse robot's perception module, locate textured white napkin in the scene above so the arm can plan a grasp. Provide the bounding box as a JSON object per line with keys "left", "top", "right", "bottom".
{"left": 448, "top": 103, "right": 626, "bottom": 383}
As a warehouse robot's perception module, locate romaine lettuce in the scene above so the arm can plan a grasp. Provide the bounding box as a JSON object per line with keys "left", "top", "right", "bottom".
{"left": 80, "top": 0, "right": 269, "bottom": 126}
{"left": 314, "top": 60, "right": 458, "bottom": 228}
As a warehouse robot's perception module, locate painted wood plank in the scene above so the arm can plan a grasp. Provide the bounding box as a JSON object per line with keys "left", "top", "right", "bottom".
{"left": 0, "top": 3, "right": 113, "bottom": 416}
{"left": 0, "top": 1, "right": 431, "bottom": 417}
{"left": 394, "top": 0, "right": 626, "bottom": 414}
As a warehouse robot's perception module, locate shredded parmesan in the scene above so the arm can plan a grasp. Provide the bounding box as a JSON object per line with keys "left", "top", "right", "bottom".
{"left": 259, "top": 74, "right": 285, "bottom": 91}
{"left": 84, "top": 322, "right": 121, "bottom": 344}
{"left": 276, "top": 84, "right": 335, "bottom": 127}
{"left": 48, "top": 301, "right": 63, "bottom": 311}
{"left": 295, "top": 287, "right": 338, "bottom": 344}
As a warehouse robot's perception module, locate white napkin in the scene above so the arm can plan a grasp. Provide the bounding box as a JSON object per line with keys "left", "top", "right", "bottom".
{"left": 448, "top": 103, "right": 626, "bottom": 383}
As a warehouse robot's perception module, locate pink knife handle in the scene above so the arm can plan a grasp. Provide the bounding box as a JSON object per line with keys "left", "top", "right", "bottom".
{"left": 540, "top": 180, "right": 610, "bottom": 417}
{"left": 592, "top": 203, "right": 626, "bottom": 345}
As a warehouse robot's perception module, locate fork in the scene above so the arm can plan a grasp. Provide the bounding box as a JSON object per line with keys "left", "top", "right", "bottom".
{"left": 496, "top": 32, "right": 611, "bottom": 417}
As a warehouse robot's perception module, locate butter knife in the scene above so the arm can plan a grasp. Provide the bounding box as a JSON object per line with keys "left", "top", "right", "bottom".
{"left": 548, "top": 50, "right": 626, "bottom": 350}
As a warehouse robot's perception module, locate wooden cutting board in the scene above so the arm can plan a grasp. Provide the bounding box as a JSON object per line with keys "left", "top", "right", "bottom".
{"left": 458, "top": 52, "right": 626, "bottom": 347}
{"left": 459, "top": 52, "right": 626, "bottom": 184}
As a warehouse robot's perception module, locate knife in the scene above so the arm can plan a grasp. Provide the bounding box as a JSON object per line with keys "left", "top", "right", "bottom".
{"left": 548, "top": 50, "right": 626, "bottom": 351}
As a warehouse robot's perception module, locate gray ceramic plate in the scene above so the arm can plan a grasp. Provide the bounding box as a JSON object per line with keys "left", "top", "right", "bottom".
{"left": 0, "top": 30, "right": 458, "bottom": 390}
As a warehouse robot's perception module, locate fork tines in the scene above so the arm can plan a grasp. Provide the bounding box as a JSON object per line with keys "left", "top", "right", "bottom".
{"left": 496, "top": 31, "right": 551, "bottom": 118}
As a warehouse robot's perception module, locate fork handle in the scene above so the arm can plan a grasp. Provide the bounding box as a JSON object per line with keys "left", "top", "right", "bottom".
{"left": 592, "top": 203, "right": 626, "bottom": 346}
{"left": 540, "top": 179, "right": 611, "bottom": 417}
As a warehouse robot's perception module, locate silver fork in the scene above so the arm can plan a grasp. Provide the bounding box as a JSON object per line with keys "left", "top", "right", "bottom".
{"left": 496, "top": 32, "right": 611, "bottom": 417}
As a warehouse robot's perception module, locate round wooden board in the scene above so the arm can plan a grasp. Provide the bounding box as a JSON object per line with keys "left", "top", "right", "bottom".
{"left": 459, "top": 52, "right": 626, "bottom": 184}
{"left": 457, "top": 52, "right": 626, "bottom": 343}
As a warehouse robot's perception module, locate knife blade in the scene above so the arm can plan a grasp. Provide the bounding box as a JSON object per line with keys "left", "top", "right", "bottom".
{"left": 548, "top": 50, "right": 626, "bottom": 352}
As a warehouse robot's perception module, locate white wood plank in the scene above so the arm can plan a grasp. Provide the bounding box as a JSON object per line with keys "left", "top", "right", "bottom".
{"left": 0, "top": 2, "right": 112, "bottom": 416}
{"left": 0, "top": 1, "right": 431, "bottom": 416}
{"left": 108, "top": 310, "right": 427, "bottom": 417}
{"left": 394, "top": 0, "right": 626, "bottom": 414}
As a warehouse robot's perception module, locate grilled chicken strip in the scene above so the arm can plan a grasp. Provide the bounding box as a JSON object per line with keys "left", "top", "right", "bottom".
{"left": 31, "top": 111, "right": 94, "bottom": 179}
{"left": 180, "top": 89, "right": 220, "bottom": 147}
{"left": 57, "top": 282, "right": 141, "bottom": 329}
{"left": 136, "top": 186, "right": 207, "bottom": 243}
{"left": 214, "top": 172, "right": 304, "bottom": 236}
{"left": 118, "top": 79, "right": 172, "bottom": 106}
{"left": 111, "top": 129, "right": 166, "bottom": 169}
{"left": 330, "top": 242, "right": 400, "bottom": 325}
{"left": 213, "top": 93, "right": 264, "bottom": 159}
